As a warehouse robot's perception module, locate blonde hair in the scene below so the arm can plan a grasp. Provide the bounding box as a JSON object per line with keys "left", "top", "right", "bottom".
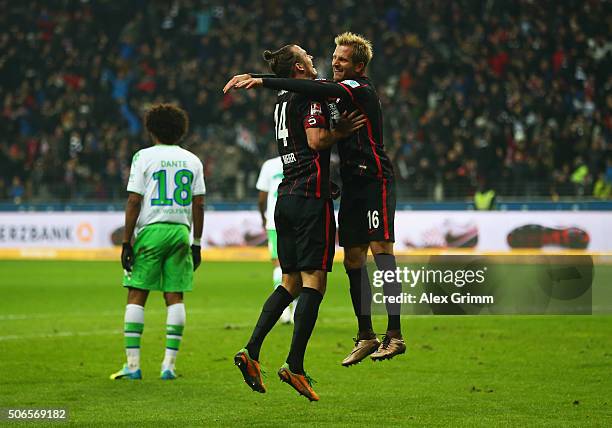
{"left": 334, "top": 32, "right": 373, "bottom": 68}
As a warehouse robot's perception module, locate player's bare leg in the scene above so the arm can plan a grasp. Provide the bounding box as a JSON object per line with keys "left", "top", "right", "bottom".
{"left": 279, "top": 270, "right": 325, "bottom": 401}
{"left": 236, "top": 273, "right": 301, "bottom": 393}
{"left": 341, "top": 245, "right": 380, "bottom": 366}
{"left": 369, "top": 241, "right": 406, "bottom": 361}
{"left": 127, "top": 287, "right": 149, "bottom": 305}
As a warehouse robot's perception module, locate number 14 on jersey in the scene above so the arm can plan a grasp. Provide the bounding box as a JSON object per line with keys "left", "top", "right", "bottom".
{"left": 274, "top": 101, "right": 288, "bottom": 146}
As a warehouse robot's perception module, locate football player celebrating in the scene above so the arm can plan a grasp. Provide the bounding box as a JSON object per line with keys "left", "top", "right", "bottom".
{"left": 224, "top": 32, "right": 405, "bottom": 366}
{"left": 229, "top": 44, "right": 364, "bottom": 401}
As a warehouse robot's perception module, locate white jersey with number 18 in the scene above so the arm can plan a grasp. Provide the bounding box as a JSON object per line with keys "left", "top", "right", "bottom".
{"left": 127, "top": 145, "right": 206, "bottom": 235}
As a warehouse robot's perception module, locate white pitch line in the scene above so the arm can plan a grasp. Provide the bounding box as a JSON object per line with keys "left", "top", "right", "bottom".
{"left": 0, "top": 308, "right": 215, "bottom": 322}
{"left": 0, "top": 329, "right": 120, "bottom": 342}
{"left": 0, "top": 312, "right": 121, "bottom": 321}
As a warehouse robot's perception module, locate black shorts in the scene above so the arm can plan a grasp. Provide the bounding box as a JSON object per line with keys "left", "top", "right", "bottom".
{"left": 275, "top": 195, "right": 336, "bottom": 273}
{"left": 338, "top": 177, "right": 396, "bottom": 247}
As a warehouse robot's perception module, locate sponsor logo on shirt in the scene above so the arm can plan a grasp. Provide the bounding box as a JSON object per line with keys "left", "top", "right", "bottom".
{"left": 341, "top": 79, "right": 360, "bottom": 88}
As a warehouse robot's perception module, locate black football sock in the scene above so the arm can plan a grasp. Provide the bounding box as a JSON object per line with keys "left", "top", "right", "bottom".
{"left": 246, "top": 286, "right": 294, "bottom": 361}
{"left": 286, "top": 287, "right": 323, "bottom": 374}
{"left": 374, "top": 253, "right": 402, "bottom": 334}
{"left": 346, "top": 267, "right": 374, "bottom": 336}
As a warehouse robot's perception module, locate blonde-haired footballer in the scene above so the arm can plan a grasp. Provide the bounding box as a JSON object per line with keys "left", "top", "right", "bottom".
{"left": 110, "top": 104, "right": 205, "bottom": 380}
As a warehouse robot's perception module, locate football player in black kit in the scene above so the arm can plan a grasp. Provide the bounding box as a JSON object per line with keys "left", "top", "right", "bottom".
{"left": 225, "top": 32, "right": 406, "bottom": 367}
{"left": 229, "top": 44, "right": 365, "bottom": 401}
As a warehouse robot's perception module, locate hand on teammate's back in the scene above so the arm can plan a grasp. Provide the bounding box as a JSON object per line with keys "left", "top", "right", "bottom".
{"left": 121, "top": 242, "right": 134, "bottom": 272}
{"left": 334, "top": 111, "right": 367, "bottom": 138}
{"left": 191, "top": 245, "right": 202, "bottom": 271}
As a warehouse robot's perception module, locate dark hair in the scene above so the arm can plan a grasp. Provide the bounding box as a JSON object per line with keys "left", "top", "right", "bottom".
{"left": 262, "top": 45, "right": 299, "bottom": 78}
{"left": 144, "top": 103, "right": 189, "bottom": 145}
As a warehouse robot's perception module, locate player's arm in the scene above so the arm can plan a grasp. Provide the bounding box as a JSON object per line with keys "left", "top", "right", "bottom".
{"left": 255, "top": 160, "right": 272, "bottom": 229}
{"left": 192, "top": 194, "right": 205, "bottom": 243}
{"left": 190, "top": 159, "right": 206, "bottom": 271}
{"left": 306, "top": 111, "right": 366, "bottom": 151}
{"left": 223, "top": 73, "right": 275, "bottom": 93}
{"left": 264, "top": 78, "right": 349, "bottom": 98}
{"left": 121, "top": 191, "right": 142, "bottom": 273}
{"left": 225, "top": 77, "right": 350, "bottom": 99}
{"left": 123, "top": 192, "right": 142, "bottom": 244}
{"left": 258, "top": 191, "right": 267, "bottom": 229}
{"left": 191, "top": 194, "right": 205, "bottom": 271}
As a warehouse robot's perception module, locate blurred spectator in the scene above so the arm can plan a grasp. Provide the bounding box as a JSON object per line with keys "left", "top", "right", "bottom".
{"left": 0, "top": 0, "right": 610, "bottom": 203}
{"left": 9, "top": 176, "right": 24, "bottom": 203}
{"left": 593, "top": 172, "right": 611, "bottom": 199}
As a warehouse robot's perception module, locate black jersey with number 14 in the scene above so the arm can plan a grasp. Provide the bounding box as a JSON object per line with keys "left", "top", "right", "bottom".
{"left": 262, "top": 76, "right": 393, "bottom": 182}
{"left": 274, "top": 90, "right": 331, "bottom": 199}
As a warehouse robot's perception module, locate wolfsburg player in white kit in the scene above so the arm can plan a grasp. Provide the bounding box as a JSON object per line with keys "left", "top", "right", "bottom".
{"left": 256, "top": 156, "right": 295, "bottom": 324}
{"left": 110, "top": 104, "right": 205, "bottom": 381}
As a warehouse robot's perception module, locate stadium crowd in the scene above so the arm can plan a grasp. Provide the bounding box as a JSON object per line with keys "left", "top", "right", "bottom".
{"left": 1, "top": 0, "right": 610, "bottom": 202}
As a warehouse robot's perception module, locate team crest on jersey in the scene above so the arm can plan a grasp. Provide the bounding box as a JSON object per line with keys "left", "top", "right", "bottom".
{"left": 310, "top": 102, "right": 322, "bottom": 115}
{"left": 341, "top": 79, "right": 360, "bottom": 88}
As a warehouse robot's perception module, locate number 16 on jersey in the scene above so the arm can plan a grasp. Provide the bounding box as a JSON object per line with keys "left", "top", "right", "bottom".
{"left": 274, "top": 101, "right": 288, "bottom": 146}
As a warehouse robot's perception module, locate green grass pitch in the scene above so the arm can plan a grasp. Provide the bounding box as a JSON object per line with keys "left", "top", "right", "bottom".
{"left": 0, "top": 260, "right": 610, "bottom": 426}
